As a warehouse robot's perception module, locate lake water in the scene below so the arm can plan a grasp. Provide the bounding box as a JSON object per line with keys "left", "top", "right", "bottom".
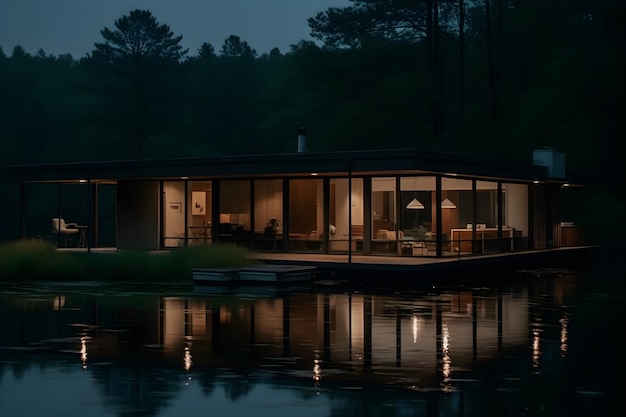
{"left": 0, "top": 252, "right": 623, "bottom": 417}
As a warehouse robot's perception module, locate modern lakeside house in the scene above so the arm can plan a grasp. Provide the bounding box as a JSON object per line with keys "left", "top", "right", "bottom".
{"left": 7, "top": 137, "right": 586, "bottom": 260}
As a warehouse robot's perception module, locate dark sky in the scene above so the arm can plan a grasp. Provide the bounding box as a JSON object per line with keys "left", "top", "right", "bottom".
{"left": 0, "top": 0, "right": 351, "bottom": 58}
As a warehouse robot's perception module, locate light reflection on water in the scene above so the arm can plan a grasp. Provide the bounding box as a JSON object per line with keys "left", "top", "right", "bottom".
{"left": 0, "top": 262, "right": 622, "bottom": 417}
{"left": 80, "top": 336, "right": 88, "bottom": 370}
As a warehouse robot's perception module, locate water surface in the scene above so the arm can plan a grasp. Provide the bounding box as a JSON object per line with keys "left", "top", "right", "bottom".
{"left": 0, "top": 256, "right": 623, "bottom": 417}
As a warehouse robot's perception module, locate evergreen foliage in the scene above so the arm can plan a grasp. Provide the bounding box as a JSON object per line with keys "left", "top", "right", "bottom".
{"left": 1, "top": 2, "right": 624, "bottom": 244}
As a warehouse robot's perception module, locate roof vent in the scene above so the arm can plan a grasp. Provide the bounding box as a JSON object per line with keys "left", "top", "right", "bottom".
{"left": 297, "top": 127, "right": 307, "bottom": 153}
{"left": 533, "top": 148, "right": 565, "bottom": 178}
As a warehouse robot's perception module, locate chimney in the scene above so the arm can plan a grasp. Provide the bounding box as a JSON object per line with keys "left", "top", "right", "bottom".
{"left": 533, "top": 147, "right": 565, "bottom": 178}
{"left": 297, "top": 127, "right": 307, "bottom": 153}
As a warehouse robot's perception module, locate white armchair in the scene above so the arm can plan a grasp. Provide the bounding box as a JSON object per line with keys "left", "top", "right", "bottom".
{"left": 52, "top": 218, "right": 79, "bottom": 247}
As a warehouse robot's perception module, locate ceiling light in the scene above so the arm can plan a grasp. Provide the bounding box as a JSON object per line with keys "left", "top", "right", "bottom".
{"left": 441, "top": 198, "right": 456, "bottom": 209}
{"left": 406, "top": 198, "right": 425, "bottom": 209}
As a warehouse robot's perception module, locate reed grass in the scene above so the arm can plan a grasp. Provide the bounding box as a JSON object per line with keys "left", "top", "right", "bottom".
{"left": 0, "top": 239, "right": 259, "bottom": 282}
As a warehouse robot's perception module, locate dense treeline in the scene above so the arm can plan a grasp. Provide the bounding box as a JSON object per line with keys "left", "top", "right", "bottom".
{"left": 1, "top": 1, "right": 624, "bottom": 244}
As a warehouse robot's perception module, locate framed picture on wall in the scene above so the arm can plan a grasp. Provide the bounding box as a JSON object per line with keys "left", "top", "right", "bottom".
{"left": 168, "top": 202, "right": 182, "bottom": 213}
{"left": 192, "top": 191, "right": 206, "bottom": 215}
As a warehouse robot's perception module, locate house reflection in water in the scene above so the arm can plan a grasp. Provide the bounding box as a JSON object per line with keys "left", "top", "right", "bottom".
{"left": 0, "top": 287, "right": 539, "bottom": 379}
{"left": 149, "top": 289, "right": 530, "bottom": 387}
{"left": 0, "top": 276, "right": 585, "bottom": 416}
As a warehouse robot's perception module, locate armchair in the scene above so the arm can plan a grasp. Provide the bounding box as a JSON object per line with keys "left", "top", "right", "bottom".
{"left": 52, "top": 218, "right": 79, "bottom": 247}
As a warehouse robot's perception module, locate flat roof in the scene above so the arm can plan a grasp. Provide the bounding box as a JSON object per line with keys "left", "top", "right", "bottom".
{"left": 7, "top": 148, "right": 557, "bottom": 184}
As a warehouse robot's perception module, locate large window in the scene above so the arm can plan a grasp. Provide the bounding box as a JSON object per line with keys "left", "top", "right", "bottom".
{"left": 163, "top": 181, "right": 185, "bottom": 248}
{"left": 288, "top": 179, "right": 324, "bottom": 252}
{"left": 371, "top": 177, "right": 397, "bottom": 253}
{"left": 398, "top": 176, "right": 435, "bottom": 256}
{"left": 162, "top": 180, "right": 213, "bottom": 247}
{"left": 475, "top": 181, "right": 498, "bottom": 227}
{"left": 329, "top": 178, "right": 364, "bottom": 253}
{"left": 219, "top": 180, "right": 251, "bottom": 243}
{"left": 189, "top": 181, "right": 212, "bottom": 244}
{"left": 400, "top": 176, "right": 435, "bottom": 235}
{"left": 503, "top": 182, "right": 529, "bottom": 250}
{"left": 254, "top": 179, "right": 283, "bottom": 250}
{"left": 444, "top": 179, "right": 524, "bottom": 254}
{"left": 442, "top": 177, "right": 473, "bottom": 255}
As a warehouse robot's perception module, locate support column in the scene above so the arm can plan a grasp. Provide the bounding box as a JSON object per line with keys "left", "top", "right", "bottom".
{"left": 19, "top": 182, "right": 26, "bottom": 240}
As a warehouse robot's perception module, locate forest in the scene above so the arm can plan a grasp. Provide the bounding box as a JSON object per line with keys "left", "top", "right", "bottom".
{"left": 0, "top": 0, "right": 624, "bottom": 244}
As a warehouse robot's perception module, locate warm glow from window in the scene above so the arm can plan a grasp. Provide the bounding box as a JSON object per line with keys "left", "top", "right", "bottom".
{"left": 532, "top": 327, "right": 542, "bottom": 373}
{"left": 184, "top": 342, "right": 193, "bottom": 377}
{"left": 80, "top": 336, "right": 88, "bottom": 370}
{"left": 412, "top": 316, "right": 423, "bottom": 343}
{"left": 560, "top": 315, "right": 569, "bottom": 357}
{"left": 52, "top": 295, "right": 65, "bottom": 310}
{"left": 442, "top": 323, "right": 452, "bottom": 391}
{"left": 313, "top": 353, "right": 321, "bottom": 392}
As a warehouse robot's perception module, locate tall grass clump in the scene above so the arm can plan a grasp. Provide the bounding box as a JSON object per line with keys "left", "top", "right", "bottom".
{"left": 0, "top": 239, "right": 83, "bottom": 281}
{"left": 169, "top": 243, "right": 259, "bottom": 270}
{"left": 0, "top": 240, "right": 259, "bottom": 283}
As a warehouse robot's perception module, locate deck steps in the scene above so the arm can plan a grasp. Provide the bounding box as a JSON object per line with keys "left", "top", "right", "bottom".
{"left": 191, "top": 268, "right": 239, "bottom": 282}
{"left": 193, "top": 264, "right": 317, "bottom": 284}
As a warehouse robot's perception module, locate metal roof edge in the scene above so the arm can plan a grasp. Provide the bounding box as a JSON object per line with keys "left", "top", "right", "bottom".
{"left": 6, "top": 148, "right": 571, "bottom": 183}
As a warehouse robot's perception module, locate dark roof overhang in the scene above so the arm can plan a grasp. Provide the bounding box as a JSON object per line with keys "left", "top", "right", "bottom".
{"left": 7, "top": 149, "right": 555, "bottom": 184}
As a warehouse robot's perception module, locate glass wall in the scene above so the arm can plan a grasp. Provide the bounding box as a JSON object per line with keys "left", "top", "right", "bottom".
{"left": 161, "top": 175, "right": 530, "bottom": 256}
{"left": 254, "top": 179, "right": 283, "bottom": 250}
{"left": 329, "top": 178, "right": 364, "bottom": 253}
{"left": 441, "top": 178, "right": 474, "bottom": 255}
{"left": 473, "top": 180, "right": 501, "bottom": 253}
{"left": 442, "top": 177, "right": 473, "bottom": 255}
{"left": 162, "top": 180, "right": 213, "bottom": 247}
{"left": 163, "top": 181, "right": 186, "bottom": 248}
{"left": 399, "top": 176, "right": 435, "bottom": 256}
{"left": 371, "top": 177, "right": 398, "bottom": 254}
{"left": 288, "top": 179, "right": 324, "bottom": 252}
{"left": 188, "top": 181, "right": 212, "bottom": 245}
{"left": 475, "top": 181, "right": 498, "bottom": 227}
{"left": 219, "top": 180, "right": 251, "bottom": 244}
{"left": 503, "top": 182, "right": 529, "bottom": 250}
{"left": 442, "top": 179, "right": 523, "bottom": 254}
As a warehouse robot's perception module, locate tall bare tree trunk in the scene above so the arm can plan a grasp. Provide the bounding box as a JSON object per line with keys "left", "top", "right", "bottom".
{"left": 459, "top": 0, "right": 465, "bottom": 112}
{"left": 426, "top": 0, "right": 439, "bottom": 141}
{"left": 427, "top": 0, "right": 445, "bottom": 141}
{"left": 485, "top": 0, "right": 497, "bottom": 121}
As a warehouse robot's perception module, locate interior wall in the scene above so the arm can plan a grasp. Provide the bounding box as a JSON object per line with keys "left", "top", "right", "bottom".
{"left": 163, "top": 182, "right": 185, "bottom": 246}
{"left": 332, "top": 179, "right": 364, "bottom": 237}
{"left": 220, "top": 180, "right": 250, "bottom": 229}
{"left": 289, "top": 179, "right": 320, "bottom": 234}
{"left": 254, "top": 180, "right": 283, "bottom": 232}
{"left": 504, "top": 183, "right": 528, "bottom": 233}
{"left": 189, "top": 181, "right": 212, "bottom": 227}
{"left": 117, "top": 180, "right": 160, "bottom": 250}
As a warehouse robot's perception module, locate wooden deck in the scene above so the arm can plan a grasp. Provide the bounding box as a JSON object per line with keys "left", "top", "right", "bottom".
{"left": 61, "top": 245, "right": 596, "bottom": 285}
{"left": 249, "top": 246, "right": 596, "bottom": 280}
